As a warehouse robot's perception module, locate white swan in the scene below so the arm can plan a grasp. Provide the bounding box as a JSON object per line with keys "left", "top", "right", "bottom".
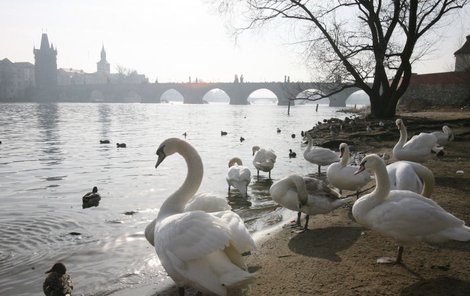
{"left": 252, "top": 146, "right": 276, "bottom": 179}
{"left": 352, "top": 154, "right": 470, "bottom": 264}
{"left": 145, "top": 138, "right": 255, "bottom": 295}
{"left": 431, "top": 125, "right": 454, "bottom": 146}
{"left": 226, "top": 157, "right": 251, "bottom": 198}
{"left": 386, "top": 160, "right": 435, "bottom": 197}
{"left": 270, "top": 174, "right": 354, "bottom": 231}
{"left": 393, "top": 119, "right": 444, "bottom": 163}
{"left": 304, "top": 133, "right": 339, "bottom": 174}
{"left": 326, "top": 143, "right": 371, "bottom": 197}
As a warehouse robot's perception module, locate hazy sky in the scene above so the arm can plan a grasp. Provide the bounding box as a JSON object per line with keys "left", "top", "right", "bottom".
{"left": 1, "top": 0, "right": 469, "bottom": 83}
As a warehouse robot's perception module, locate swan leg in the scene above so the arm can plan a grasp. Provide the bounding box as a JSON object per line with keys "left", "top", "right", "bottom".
{"left": 303, "top": 214, "right": 310, "bottom": 231}
{"left": 268, "top": 170, "right": 271, "bottom": 179}
{"left": 178, "top": 287, "right": 185, "bottom": 296}
{"left": 376, "top": 246, "right": 404, "bottom": 264}
{"left": 317, "top": 165, "right": 321, "bottom": 175}
{"left": 283, "top": 212, "right": 302, "bottom": 229}
{"left": 228, "top": 185, "right": 231, "bottom": 195}
{"left": 257, "top": 170, "right": 260, "bottom": 180}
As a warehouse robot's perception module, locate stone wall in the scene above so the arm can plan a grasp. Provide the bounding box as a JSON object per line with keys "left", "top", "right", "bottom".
{"left": 399, "top": 71, "right": 470, "bottom": 108}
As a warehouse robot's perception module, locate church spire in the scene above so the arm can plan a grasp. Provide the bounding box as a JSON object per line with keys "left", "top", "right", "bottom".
{"left": 100, "top": 44, "right": 106, "bottom": 61}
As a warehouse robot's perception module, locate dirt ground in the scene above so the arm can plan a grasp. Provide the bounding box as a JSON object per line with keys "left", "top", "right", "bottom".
{"left": 243, "top": 108, "right": 470, "bottom": 296}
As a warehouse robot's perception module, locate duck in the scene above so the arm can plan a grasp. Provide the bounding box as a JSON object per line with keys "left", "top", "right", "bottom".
{"left": 99, "top": 139, "right": 110, "bottom": 144}
{"left": 116, "top": 143, "right": 127, "bottom": 148}
{"left": 326, "top": 143, "right": 371, "bottom": 197}
{"left": 289, "top": 149, "right": 297, "bottom": 158}
{"left": 270, "top": 174, "right": 354, "bottom": 232}
{"left": 393, "top": 119, "right": 444, "bottom": 163}
{"left": 43, "top": 262, "right": 73, "bottom": 296}
{"left": 145, "top": 138, "right": 255, "bottom": 295}
{"left": 252, "top": 146, "right": 277, "bottom": 179}
{"left": 431, "top": 125, "right": 454, "bottom": 146}
{"left": 226, "top": 157, "right": 252, "bottom": 198}
{"left": 303, "top": 133, "right": 339, "bottom": 174}
{"left": 82, "top": 186, "right": 101, "bottom": 209}
{"left": 221, "top": 131, "right": 228, "bottom": 136}
{"left": 276, "top": 128, "right": 281, "bottom": 133}
{"left": 240, "top": 136, "right": 245, "bottom": 143}
{"left": 386, "top": 160, "right": 435, "bottom": 197}
{"left": 352, "top": 154, "right": 470, "bottom": 264}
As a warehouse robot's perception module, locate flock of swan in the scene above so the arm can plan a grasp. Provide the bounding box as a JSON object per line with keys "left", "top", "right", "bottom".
{"left": 145, "top": 119, "right": 469, "bottom": 296}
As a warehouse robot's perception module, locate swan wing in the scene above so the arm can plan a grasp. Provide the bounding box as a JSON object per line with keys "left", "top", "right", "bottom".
{"left": 156, "top": 211, "right": 233, "bottom": 263}
{"left": 404, "top": 133, "right": 438, "bottom": 151}
{"left": 184, "top": 193, "right": 231, "bottom": 212}
{"left": 367, "top": 191, "right": 469, "bottom": 243}
{"left": 211, "top": 211, "right": 256, "bottom": 253}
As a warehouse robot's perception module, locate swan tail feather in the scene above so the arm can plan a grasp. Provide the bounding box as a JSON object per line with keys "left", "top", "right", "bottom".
{"left": 220, "top": 269, "right": 255, "bottom": 288}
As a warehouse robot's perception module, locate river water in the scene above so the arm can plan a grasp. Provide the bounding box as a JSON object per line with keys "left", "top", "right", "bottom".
{"left": 0, "top": 102, "right": 352, "bottom": 295}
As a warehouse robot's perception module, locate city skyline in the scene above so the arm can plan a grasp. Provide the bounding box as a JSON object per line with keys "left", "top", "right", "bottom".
{"left": 1, "top": 0, "right": 470, "bottom": 83}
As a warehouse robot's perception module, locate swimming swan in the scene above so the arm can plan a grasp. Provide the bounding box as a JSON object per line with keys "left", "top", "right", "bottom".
{"left": 226, "top": 157, "right": 252, "bottom": 198}
{"left": 146, "top": 138, "right": 255, "bottom": 295}
{"left": 252, "top": 146, "right": 276, "bottom": 179}
{"left": 431, "top": 125, "right": 454, "bottom": 146}
{"left": 352, "top": 154, "right": 470, "bottom": 264}
{"left": 386, "top": 160, "right": 435, "bottom": 197}
{"left": 270, "top": 174, "right": 354, "bottom": 232}
{"left": 393, "top": 119, "right": 444, "bottom": 163}
{"left": 304, "top": 133, "right": 339, "bottom": 174}
{"left": 326, "top": 143, "right": 371, "bottom": 197}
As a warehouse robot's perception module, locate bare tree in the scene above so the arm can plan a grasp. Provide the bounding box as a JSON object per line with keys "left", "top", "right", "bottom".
{"left": 218, "top": 0, "right": 469, "bottom": 118}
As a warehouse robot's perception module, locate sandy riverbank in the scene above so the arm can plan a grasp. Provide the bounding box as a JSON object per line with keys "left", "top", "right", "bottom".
{"left": 242, "top": 108, "right": 470, "bottom": 296}
{"left": 115, "top": 108, "right": 470, "bottom": 296}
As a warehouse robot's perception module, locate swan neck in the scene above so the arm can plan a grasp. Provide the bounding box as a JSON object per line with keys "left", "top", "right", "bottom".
{"left": 340, "top": 147, "right": 349, "bottom": 166}
{"left": 158, "top": 142, "right": 203, "bottom": 220}
{"left": 371, "top": 162, "right": 390, "bottom": 200}
{"left": 290, "top": 175, "right": 308, "bottom": 204}
{"left": 397, "top": 123, "right": 408, "bottom": 148}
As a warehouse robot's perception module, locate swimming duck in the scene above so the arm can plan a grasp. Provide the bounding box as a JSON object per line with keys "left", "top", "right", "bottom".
{"left": 82, "top": 186, "right": 101, "bottom": 209}
{"left": 43, "top": 262, "right": 73, "bottom": 296}
{"left": 289, "top": 149, "right": 297, "bottom": 158}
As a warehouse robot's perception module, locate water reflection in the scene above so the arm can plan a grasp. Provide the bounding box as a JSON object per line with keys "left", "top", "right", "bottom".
{"left": 36, "top": 103, "right": 64, "bottom": 166}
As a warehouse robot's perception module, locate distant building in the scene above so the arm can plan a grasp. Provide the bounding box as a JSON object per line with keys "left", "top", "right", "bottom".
{"left": 0, "top": 58, "right": 34, "bottom": 100}
{"left": 97, "top": 45, "right": 110, "bottom": 74}
{"left": 33, "top": 33, "right": 57, "bottom": 88}
{"left": 454, "top": 35, "right": 470, "bottom": 72}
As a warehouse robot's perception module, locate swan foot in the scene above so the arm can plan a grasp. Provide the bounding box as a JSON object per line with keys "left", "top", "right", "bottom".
{"left": 283, "top": 220, "right": 301, "bottom": 229}
{"left": 376, "top": 257, "right": 400, "bottom": 264}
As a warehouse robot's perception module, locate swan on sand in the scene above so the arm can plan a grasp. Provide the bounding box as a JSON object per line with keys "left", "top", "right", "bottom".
{"left": 145, "top": 138, "right": 255, "bottom": 296}
{"left": 393, "top": 118, "right": 444, "bottom": 163}
{"left": 303, "top": 133, "right": 339, "bottom": 174}
{"left": 326, "top": 143, "right": 371, "bottom": 197}
{"left": 387, "top": 160, "right": 435, "bottom": 197}
{"left": 226, "top": 157, "right": 251, "bottom": 198}
{"left": 270, "top": 174, "right": 354, "bottom": 232}
{"left": 352, "top": 154, "right": 470, "bottom": 264}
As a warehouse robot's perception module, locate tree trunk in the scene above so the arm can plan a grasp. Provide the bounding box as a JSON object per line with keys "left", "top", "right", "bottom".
{"left": 369, "top": 95, "right": 397, "bottom": 119}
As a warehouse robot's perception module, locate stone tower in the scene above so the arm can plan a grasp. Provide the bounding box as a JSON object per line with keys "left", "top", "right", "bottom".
{"left": 33, "top": 33, "right": 57, "bottom": 88}
{"left": 454, "top": 35, "right": 470, "bottom": 72}
{"left": 97, "top": 45, "right": 110, "bottom": 74}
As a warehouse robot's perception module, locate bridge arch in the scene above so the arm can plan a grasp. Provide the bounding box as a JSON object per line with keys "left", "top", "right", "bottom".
{"left": 247, "top": 89, "right": 278, "bottom": 105}
{"left": 202, "top": 88, "right": 230, "bottom": 104}
{"left": 161, "top": 89, "right": 183, "bottom": 103}
{"left": 345, "top": 90, "right": 370, "bottom": 106}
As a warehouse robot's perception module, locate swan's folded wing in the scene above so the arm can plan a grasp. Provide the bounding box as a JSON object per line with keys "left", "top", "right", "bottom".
{"left": 404, "top": 133, "right": 438, "bottom": 150}
{"left": 371, "top": 194, "right": 465, "bottom": 239}
{"left": 156, "top": 211, "right": 232, "bottom": 262}
{"left": 212, "top": 211, "right": 256, "bottom": 253}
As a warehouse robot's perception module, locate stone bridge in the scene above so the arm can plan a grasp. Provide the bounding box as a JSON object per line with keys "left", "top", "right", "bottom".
{"left": 53, "top": 82, "right": 361, "bottom": 107}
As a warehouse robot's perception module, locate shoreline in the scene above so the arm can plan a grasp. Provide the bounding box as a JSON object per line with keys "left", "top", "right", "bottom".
{"left": 115, "top": 108, "right": 470, "bottom": 296}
